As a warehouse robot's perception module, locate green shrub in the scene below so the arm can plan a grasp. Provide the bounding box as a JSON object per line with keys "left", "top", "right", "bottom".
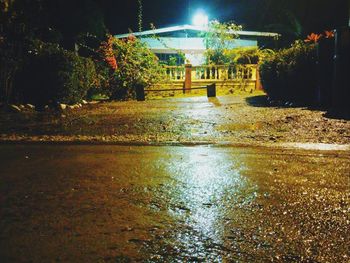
{"left": 259, "top": 41, "right": 317, "bottom": 104}
{"left": 224, "top": 47, "right": 274, "bottom": 65}
{"left": 0, "top": 35, "right": 25, "bottom": 103}
{"left": 16, "top": 41, "right": 98, "bottom": 106}
{"left": 99, "top": 35, "right": 164, "bottom": 100}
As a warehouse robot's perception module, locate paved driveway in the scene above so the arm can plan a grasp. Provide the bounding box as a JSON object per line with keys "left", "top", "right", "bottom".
{"left": 1, "top": 144, "right": 349, "bottom": 262}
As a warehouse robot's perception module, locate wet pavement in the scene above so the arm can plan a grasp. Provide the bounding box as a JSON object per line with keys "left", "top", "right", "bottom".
{"left": 0, "top": 144, "right": 349, "bottom": 262}
{"left": 1, "top": 94, "right": 350, "bottom": 146}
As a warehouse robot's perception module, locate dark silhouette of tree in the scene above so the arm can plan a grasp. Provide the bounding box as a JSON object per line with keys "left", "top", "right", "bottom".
{"left": 1, "top": 0, "right": 107, "bottom": 50}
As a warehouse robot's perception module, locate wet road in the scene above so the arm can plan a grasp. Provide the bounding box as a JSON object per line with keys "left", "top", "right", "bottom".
{"left": 0, "top": 145, "right": 349, "bottom": 262}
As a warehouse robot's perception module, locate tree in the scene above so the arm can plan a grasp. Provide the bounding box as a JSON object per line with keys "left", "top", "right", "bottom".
{"left": 203, "top": 20, "right": 242, "bottom": 64}
{"left": 137, "top": 0, "right": 143, "bottom": 32}
{"left": 99, "top": 35, "right": 164, "bottom": 100}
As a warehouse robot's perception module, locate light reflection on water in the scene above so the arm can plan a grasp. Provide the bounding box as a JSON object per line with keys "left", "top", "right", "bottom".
{"left": 166, "top": 146, "right": 254, "bottom": 243}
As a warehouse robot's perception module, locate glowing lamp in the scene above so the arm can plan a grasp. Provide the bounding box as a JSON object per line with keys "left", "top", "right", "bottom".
{"left": 192, "top": 12, "right": 209, "bottom": 27}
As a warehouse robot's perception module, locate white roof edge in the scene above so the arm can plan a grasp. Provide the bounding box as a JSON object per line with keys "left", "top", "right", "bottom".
{"left": 114, "top": 24, "right": 280, "bottom": 39}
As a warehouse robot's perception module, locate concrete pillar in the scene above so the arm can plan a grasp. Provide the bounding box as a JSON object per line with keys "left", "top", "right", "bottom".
{"left": 256, "top": 66, "right": 263, "bottom": 91}
{"left": 184, "top": 64, "right": 192, "bottom": 93}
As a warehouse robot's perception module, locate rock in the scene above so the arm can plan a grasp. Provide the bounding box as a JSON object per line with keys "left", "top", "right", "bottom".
{"left": 19, "top": 104, "right": 26, "bottom": 109}
{"left": 82, "top": 100, "right": 88, "bottom": 105}
{"left": 59, "top": 104, "right": 67, "bottom": 110}
{"left": 68, "top": 104, "right": 81, "bottom": 109}
{"left": 9, "top": 104, "right": 21, "bottom": 113}
{"left": 77, "top": 103, "right": 82, "bottom": 108}
{"left": 44, "top": 105, "right": 50, "bottom": 110}
{"left": 25, "top": 104, "right": 35, "bottom": 110}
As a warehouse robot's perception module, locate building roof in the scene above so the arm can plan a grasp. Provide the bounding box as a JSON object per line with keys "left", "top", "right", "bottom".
{"left": 115, "top": 24, "right": 280, "bottom": 39}
{"left": 140, "top": 37, "right": 257, "bottom": 54}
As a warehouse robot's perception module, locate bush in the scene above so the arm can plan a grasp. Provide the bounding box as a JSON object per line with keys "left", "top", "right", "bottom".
{"left": 16, "top": 40, "right": 98, "bottom": 106}
{"left": 224, "top": 47, "right": 274, "bottom": 65}
{"left": 259, "top": 41, "right": 318, "bottom": 104}
{"left": 0, "top": 35, "right": 25, "bottom": 104}
{"left": 99, "top": 35, "right": 164, "bottom": 100}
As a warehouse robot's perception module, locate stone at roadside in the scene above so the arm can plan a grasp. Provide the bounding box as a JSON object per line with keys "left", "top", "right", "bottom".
{"left": 68, "top": 104, "right": 81, "bottom": 110}
{"left": 25, "top": 104, "right": 35, "bottom": 110}
{"left": 19, "top": 105, "right": 25, "bottom": 109}
{"left": 82, "top": 100, "right": 88, "bottom": 105}
{"left": 9, "top": 104, "right": 22, "bottom": 113}
{"left": 77, "top": 103, "right": 82, "bottom": 108}
{"left": 59, "top": 104, "right": 67, "bottom": 110}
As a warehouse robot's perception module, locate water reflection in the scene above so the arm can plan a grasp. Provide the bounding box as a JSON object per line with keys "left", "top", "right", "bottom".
{"left": 166, "top": 146, "right": 253, "bottom": 244}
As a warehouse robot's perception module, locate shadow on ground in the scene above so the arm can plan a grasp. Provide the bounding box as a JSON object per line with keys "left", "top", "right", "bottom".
{"left": 245, "top": 95, "right": 270, "bottom": 107}
{"left": 324, "top": 109, "right": 350, "bottom": 121}
{"left": 246, "top": 95, "right": 350, "bottom": 120}
{"left": 245, "top": 95, "right": 312, "bottom": 109}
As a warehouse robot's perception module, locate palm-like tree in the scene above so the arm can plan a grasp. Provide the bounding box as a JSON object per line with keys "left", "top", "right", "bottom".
{"left": 137, "top": 0, "right": 143, "bottom": 32}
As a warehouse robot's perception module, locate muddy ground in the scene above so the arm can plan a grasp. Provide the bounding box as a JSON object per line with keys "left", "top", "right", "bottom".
{"left": 0, "top": 93, "right": 349, "bottom": 262}
{"left": 0, "top": 145, "right": 349, "bottom": 262}
{"left": 0, "top": 93, "right": 349, "bottom": 146}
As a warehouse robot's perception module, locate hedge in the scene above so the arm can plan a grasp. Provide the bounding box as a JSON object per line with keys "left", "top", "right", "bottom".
{"left": 259, "top": 41, "right": 318, "bottom": 105}
{"left": 15, "top": 41, "right": 98, "bottom": 107}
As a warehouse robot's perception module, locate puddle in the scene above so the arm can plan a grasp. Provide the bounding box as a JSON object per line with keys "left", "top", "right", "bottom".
{"left": 281, "top": 142, "right": 350, "bottom": 151}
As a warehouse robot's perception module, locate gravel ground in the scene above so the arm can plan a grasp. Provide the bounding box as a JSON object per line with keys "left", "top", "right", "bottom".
{"left": 0, "top": 93, "right": 349, "bottom": 146}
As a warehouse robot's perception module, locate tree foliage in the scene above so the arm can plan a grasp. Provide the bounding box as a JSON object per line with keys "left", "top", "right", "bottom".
{"left": 259, "top": 40, "right": 318, "bottom": 104}
{"left": 0, "top": 0, "right": 108, "bottom": 104}
{"left": 99, "top": 35, "right": 164, "bottom": 100}
{"left": 203, "top": 20, "right": 242, "bottom": 64}
{"left": 16, "top": 40, "right": 98, "bottom": 106}
{"left": 224, "top": 47, "right": 275, "bottom": 65}
{"left": 202, "top": 21, "right": 272, "bottom": 66}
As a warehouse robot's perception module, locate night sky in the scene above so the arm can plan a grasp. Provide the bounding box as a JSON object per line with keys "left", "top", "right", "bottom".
{"left": 105, "top": 0, "right": 349, "bottom": 35}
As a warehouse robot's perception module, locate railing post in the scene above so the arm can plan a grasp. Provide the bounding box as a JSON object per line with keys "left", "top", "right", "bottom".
{"left": 184, "top": 64, "right": 192, "bottom": 93}
{"left": 207, "top": 83, "right": 216, "bottom": 97}
{"left": 135, "top": 84, "right": 145, "bottom": 101}
{"left": 255, "top": 65, "right": 263, "bottom": 90}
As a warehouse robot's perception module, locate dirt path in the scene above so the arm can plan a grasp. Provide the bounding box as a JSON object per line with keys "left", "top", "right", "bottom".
{"left": 1, "top": 93, "right": 349, "bottom": 146}
{"left": 0, "top": 145, "right": 349, "bottom": 262}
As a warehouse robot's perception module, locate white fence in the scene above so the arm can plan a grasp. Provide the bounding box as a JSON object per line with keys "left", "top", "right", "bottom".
{"left": 164, "top": 64, "right": 257, "bottom": 82}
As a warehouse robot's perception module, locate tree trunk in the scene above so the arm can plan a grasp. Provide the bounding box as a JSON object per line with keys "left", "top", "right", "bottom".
{"left": 348, "top": 0, "right": 350, "bottom": 26}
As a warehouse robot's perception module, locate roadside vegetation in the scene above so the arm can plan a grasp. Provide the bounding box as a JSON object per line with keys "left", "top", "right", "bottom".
{"left": 0, "top": 0, "right": 342, "bottom": 112}
{"left": 259, "top": 40, "right": 317, "bottom": 105}
{"left": 259, "top": 32, "right": 336, "bottom": 106}
{"left": 0, "top": 0, "right": 164, "bottom": 108}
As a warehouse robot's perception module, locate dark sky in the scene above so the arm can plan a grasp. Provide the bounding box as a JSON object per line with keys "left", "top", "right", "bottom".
{"left": 104, "top": 0, "right": 349, "bottom": 35}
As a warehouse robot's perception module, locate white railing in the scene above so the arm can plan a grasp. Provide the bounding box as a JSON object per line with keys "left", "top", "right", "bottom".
{"left": 164, "top": 66, "right": 185, "bottom": 81}
{"left": 193, "top": 64, "right": 257, "bottom": 81}
{"left": 164, "top": 64, "right": 257, "bottom": 82}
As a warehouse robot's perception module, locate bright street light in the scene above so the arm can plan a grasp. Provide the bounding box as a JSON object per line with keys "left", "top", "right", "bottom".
{"left": 192, "top": 11, "right": 209, "bottom": 27}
